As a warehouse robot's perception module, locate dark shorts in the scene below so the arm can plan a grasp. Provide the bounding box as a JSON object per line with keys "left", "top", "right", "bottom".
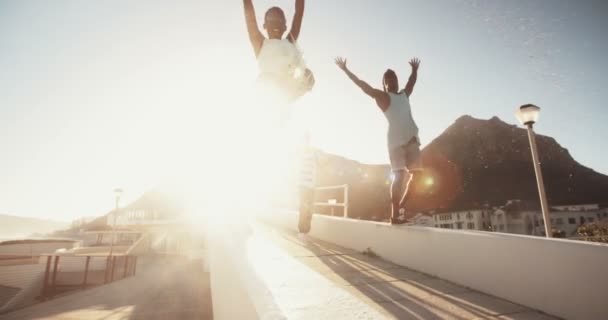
{"left": 389, "top": 138, "right": 422, "bottom": 172}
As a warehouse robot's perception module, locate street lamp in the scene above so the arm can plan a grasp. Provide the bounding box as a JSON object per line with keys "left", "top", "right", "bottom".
{"left": 515, "top": 104, "right": 552, "bottom": 238}
{"left": 109, "top": 188, "right": 123, "bottom": 256}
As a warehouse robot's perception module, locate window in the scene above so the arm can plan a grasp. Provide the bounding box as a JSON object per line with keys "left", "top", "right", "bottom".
{"left": 568, "top": 218, "right": 576, "bottom": 224}
{"left": 467, "top": 212, "right": 473, "bottom": 220}
{"left": 550, "top": 218, "right": 555, "bottom": 224}
{"left": 556, "top": 218, "right": 563, "bottom": 225}
{"left": 457, "top": 222, "right": 463, "bottom": 229}
{"left": 589, "top": 217, "right": 595, "bottom": 223}
{"left": 580, "top": 217, "right": 586, "bottom": 224}
{"left": 467, "top": 222, "right": 475, "bottom": 229}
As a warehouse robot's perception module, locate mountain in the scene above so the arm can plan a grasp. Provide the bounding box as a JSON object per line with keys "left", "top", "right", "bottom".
{"left": 315, "top": 152, "right": 391, "bottom": 220}
{"left": 415, "top": 115, "right": 608, "bottom": 210}
{"left": 316, "top": 115, "right": 608, "bottom": 219}
{"left": 0, "top": 214, "right": 68, "bottom": 240}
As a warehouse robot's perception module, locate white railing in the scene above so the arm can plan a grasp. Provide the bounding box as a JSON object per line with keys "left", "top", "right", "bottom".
{"left": 313, "top": 184, "right": 349, "bottom": 218}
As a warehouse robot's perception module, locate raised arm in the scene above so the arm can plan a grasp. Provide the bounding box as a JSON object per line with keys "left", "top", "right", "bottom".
{"left": 243, "top": 0, "right": 265, "bottom": 56}
{"left": 287, "top": 0, "right": 305, "bottom": 42}
{"left": 403, "top": 57, "right": 420, "bottom": 97}
{"left": 335, "top": 57, "right": 390, "bottom": 111}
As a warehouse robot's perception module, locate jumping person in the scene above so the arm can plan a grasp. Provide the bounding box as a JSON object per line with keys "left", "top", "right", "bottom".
{"left": 335, "top": 57, "right": 423, "bottom": 225}
{"left": 243, "top": 0, "right": 314, "bottom": 102}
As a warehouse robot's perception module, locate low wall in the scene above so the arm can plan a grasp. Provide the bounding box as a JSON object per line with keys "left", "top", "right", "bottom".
{"left": 0, "top": 271, "right": 45, "bottom": 313}
{"left": 209, "top": 234, "right": 258, "bottom": 320}
{"left": 0, "top": 264, "right": 44, "bottom": 289}
{"left": 0, "top": 242, "right": 75, "bottom": 257}
{"left": 208, "top": 221, "right": 286, "bottom": 320}
{"left": 68, "top": 246, "right": 129, "bottom": 256}
{"left": 264, "top": 212, "right": 608, "bottom": 320}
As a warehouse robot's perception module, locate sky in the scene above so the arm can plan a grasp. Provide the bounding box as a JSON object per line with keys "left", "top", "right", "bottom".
{"left": 1, "top": 0, "right": 607, "bottom": 222}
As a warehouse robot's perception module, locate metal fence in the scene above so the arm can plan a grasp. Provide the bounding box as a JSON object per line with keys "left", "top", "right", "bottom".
{"left": 40, "top": 254, "right": 138, "bottom": 298}
{"left": 314, "top": 184, "right": 349, "bottom": 218}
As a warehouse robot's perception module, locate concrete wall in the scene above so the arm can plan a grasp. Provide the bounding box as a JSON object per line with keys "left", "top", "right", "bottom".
{"left": 0, "top": 271, "right": 45, "bottom": 313}
{"left": 68, "top": 246, "right": 129, "bottom": 256}
{"left": 209, "top": 234, "right": 259, "bottom": 320}
{"left": 207, "top": 222, "right": 287, "bottom": 320}
{"left": 0, "top": 264, "right": 44, "bottom": 289}
{"left": 0, "top": 242, "right": 75, "bottom": 257}
{"left": 264, "top": 212, "right": 608, "bottom": 320}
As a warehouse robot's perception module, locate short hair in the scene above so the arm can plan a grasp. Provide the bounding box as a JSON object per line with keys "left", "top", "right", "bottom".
{"left": 383, "top": 69, "right": 397, "bottom": 88}
{"left": 265, "top": 7, "right": 285, "bottom": 20}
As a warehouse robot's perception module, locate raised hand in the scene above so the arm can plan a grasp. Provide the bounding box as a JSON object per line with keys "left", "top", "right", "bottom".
{"left": 409, "top": 57, "right": 421, "bottom": 71}
{"left": 335, "top": 57, "right": 348, "bottom": 71}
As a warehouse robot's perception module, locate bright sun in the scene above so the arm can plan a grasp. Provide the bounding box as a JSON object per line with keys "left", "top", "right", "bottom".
{"left": 180, "top": 78, "right": 307, "bottom": 227}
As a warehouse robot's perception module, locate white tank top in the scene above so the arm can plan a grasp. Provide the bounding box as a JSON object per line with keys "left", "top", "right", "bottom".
{"left": 383, "top": 92, "right": 419, "bottom": 149}
{"left": 257, "top": 39, "right": 305, "bottom": 80}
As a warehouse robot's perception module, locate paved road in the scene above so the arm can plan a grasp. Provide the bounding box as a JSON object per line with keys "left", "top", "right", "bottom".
{"left": 1, "top": 257, "right": 212, "bottom": 320}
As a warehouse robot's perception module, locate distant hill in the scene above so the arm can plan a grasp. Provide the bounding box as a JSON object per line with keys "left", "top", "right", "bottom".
{"left": 316, "top": 115, "right": 608, "bottom": 219}
{"left": 0, "top": 214, "right": 68, "bottom": 240}
{"left": 415, "top": 115, "right": 608, "bottom": 210}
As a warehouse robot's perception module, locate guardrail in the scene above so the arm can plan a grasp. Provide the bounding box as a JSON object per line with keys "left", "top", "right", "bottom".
{"left": 313, "top": 184, "right": 349, "bottom": 218}
{"left": 40, "top": 254, "right": 138, "bottom": 298}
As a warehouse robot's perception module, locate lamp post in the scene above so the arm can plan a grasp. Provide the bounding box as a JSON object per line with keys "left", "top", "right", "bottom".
{"left": 515, "top": 104, "right": 552, "bottom": 238}
{"left": 109, "top": 188, "right": 123, "bottom": 256}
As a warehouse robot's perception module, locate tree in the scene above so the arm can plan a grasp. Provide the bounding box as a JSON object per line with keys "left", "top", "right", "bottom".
{"left": 576, "top": 221, "right": 608, "bottom": 243}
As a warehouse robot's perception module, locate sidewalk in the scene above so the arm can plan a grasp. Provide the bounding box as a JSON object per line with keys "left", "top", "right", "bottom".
{"left": 0, "top": 257, "right": 212, "bottom": 320}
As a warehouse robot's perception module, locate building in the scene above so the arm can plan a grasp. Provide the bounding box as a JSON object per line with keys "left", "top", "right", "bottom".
{"left": 427, "top": 200, "right": 608, "bottom": 238}
{"left": 430, "top": 207, "right": 493, "bottom": 231}
{"left": 422, "top": 200, "right": 608, "bottom": 238}
{"left": 496, "top": 200, "right": 608, "bottom": 237}
{"left": 101, "top": 190, "right": 198, "bottom": 256}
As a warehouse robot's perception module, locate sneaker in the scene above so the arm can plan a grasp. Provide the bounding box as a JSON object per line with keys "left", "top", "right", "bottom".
{"left": 390, "top": 216, "right": 409, "bottom": 225}
{"left": 297, "top": 232, "right": 310, "bottom": 243}
{"left": 398, "top": 208, "right": 406, "bottom": 219}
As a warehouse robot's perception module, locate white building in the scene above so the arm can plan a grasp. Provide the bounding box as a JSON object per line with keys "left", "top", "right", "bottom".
{"left": 426, "top": 201, "right": 608, "bottom": 238}
{"left": 430, "top": 208, "right": 493, "bottom": 231}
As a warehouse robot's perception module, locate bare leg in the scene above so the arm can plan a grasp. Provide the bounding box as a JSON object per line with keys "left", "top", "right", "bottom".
{"left": 391, "top": 170, "right": 406, "bottom": 220}
{"left": 298, "top": 187, "right": 314, "bottom": 233}
{"left": 399, "top": 171, "right": 421, "bottom": 210}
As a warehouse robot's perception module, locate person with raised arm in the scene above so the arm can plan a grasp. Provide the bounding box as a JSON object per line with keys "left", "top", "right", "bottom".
{"left": 243, "top": 0, "right": 314, "bottom": 102}
{"left": 335, "top": 57, "right": 423, "bottom": 225}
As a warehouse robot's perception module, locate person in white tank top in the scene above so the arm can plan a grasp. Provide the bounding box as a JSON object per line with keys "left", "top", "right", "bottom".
{"left": 336, "top": 56, "right": 423, "bottom": 225}
{"left": 243, "top": 0, "right": 314, "bottom": 103}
